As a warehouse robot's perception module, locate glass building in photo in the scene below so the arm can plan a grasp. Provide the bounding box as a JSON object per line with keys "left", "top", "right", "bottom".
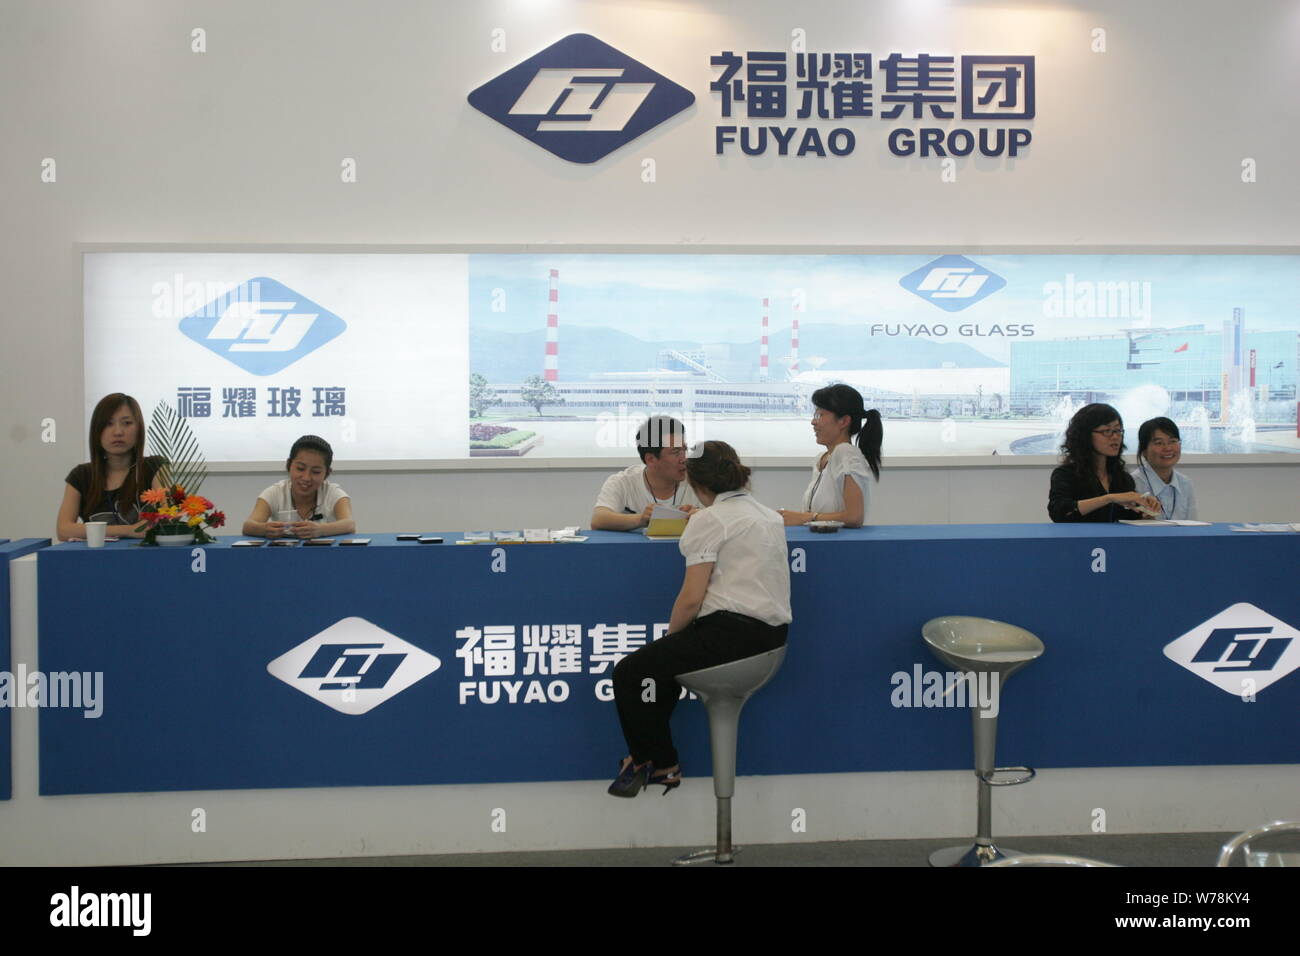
{"left": 1009, "top": 322, "right": 1298, "bottom": 418}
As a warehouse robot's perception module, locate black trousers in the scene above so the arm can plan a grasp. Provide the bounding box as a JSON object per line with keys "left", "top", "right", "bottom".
{"left": 612, "top": 610, "right": 788, "bottom": 769}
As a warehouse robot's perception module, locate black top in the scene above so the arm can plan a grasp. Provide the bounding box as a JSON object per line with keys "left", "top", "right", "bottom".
{"left": 1048, "top": 463, "right": 1136, "bottom": 523}
{"left": 65, "top": 455, "right": 164, "bottom": 522}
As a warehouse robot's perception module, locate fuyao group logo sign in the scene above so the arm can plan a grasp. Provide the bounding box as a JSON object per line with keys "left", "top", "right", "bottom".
{"left": 268, "top": 617, "right": 442, "bottom": 715}
{"left": 468, "top": 33, "right": 695, "bottom": 164}
{"left": 1163, "top": 603, "right": 1300, "bottom": 697}
{"left": 178, "top": 277, "right": 347, "bottom": 376}
{"left": 899, "top": 254, "right": 1006, "bottom": 312}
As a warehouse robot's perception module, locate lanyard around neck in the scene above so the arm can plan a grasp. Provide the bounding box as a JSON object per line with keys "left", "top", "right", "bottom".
{"left": 292, "top": 481, "right": 324, "bottom": 519}
{"left": 644, "top": 470, "right": 679, "bottom": 507}
{"left": 1140, "top": 460, "right": 1177, "bottom": 517}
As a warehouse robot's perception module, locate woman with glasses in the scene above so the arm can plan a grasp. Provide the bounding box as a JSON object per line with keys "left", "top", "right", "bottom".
{"left": 1048, "top": 403, "right": 1161, "bottom": 522}
{"left": 1131, "top": 417, "right": 1197, "bottom": 520}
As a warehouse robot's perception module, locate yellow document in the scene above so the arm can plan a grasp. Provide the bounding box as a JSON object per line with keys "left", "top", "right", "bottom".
{"left": 646, "top": 505, "right": 688, "bottom": 538}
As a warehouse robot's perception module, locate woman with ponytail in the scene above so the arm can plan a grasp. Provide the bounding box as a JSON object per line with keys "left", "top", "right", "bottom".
{"left": 608, "top": 440, "right": 791, "bottom": 798}
{"left": 781, "top": 384, "right": 882, "bottom": 528}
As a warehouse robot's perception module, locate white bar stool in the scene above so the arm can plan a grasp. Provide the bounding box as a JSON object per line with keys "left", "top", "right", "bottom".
{"left": 671, "top": 646, "right": 787, "bottom": 866}
{"left": 923, "top": 615, "right": 1045, "bottom": 867}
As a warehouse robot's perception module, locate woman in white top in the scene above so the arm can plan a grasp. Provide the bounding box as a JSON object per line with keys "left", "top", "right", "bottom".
{"left": 608, "top": 440, "right": 791, "bottom": 798}
{"left": 1132, "top": 417, "right": 1198, "bottom": 520}
{"left": 242, "top": 435, "right": 356, "bottom": 539}
{"left": 781, "top": 384, "right": 883, "bottom": 527}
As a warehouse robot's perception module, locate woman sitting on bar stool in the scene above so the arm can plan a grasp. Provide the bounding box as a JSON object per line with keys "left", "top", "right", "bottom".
{"left": 608, "top": 440, "right": 791, "bottom": 797}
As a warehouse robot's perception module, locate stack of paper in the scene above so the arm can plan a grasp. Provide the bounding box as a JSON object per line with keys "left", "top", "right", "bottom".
{"left": 1119, "top": 519, "right": 1211, "bottom": 527}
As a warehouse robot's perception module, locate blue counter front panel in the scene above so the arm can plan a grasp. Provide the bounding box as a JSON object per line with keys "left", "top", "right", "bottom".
{"left": 2, "top": 539, "right": 51, "bottom": 799}
{"left": 36, "top": 527, "right": 1300, "bottom": 795}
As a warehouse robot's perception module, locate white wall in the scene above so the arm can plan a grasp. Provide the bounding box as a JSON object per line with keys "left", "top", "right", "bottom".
{"left": 2, "top": 0, "right": 1298, "bottom": 537}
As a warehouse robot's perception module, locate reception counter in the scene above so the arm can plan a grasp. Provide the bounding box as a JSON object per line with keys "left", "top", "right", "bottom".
{"left": 31, "top": 525, "right": 1300, "bottom": 795}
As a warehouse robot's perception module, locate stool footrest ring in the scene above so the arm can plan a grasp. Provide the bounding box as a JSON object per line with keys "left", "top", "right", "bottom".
{"left": 980, "top": 766, "right": 1036, "bottom": 787}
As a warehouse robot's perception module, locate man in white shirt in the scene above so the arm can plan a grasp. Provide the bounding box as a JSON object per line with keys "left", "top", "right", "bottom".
{"left": 590, "top": 416, "right": 700, "bottom": 531}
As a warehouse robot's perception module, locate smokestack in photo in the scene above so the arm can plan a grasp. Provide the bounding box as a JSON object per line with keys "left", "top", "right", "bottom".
{"left": 760, "top": 297, "right": 769, "bottom": 381}
{"left": 791, "top": 299, "right": 801, "bottom": 373}
{"left": 544, "top": 268, "right": 559, "bottom": 382}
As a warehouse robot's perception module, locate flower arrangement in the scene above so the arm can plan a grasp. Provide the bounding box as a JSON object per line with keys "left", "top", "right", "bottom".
{"left": 137, "top": 485, "right": 226, "bottom": 545}
{"left": 135, "top": 400, "right": 223, "bottom": 546}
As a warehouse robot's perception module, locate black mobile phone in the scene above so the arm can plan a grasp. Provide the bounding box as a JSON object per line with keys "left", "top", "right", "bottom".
{"left": 339, "top": 538, "right": 370, "bottom": 546}
{"left": 232, "top": 540, "right": 265, "bottom": 547}
{"left": 304, "top": 538, "right": 336, "bottom": 546}
{"left": 269, "top": 539, "right": 299, "bottom": 547}
{"left": 396, "top": 534, "right": 421, "bottom": 541}
{"left": 417, "top": 536, "right": 444, "bottom": 544}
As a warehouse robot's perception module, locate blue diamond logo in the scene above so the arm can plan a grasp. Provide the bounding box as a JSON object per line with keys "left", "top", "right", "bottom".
{"left": 178, "top": 277, "right": 346, "bottom": 376}
{"left": 468, "top": 33, "right": 695, "bottom": 164}
{"left": 899, "top": 255, "right": 1006, "bottom": 313}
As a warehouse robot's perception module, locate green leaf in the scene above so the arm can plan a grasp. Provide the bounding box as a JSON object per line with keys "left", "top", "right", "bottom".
{"left": 149, "top": 401, "right": 209, "bottom": 496}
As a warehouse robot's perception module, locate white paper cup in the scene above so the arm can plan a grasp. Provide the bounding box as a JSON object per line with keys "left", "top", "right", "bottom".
{"left": 85, "top": 521, "right": 107, "bottom": 548}
{"left": 275, "top": 510, "right": 297, "bottom": 525}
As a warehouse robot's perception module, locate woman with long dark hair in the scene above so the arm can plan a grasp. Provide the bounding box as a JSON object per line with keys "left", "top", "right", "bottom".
{"left": 56, "top": 394, "right": 164, "bottom": 540}
{"left": 1048, "top": 403, "right": 1160, "bottom": 522}
{"left": 607, "top": 440, "right": 790, "bottom": 797}
{"left": 1132, "top": 417, "right": 1198, "bottom": 520}
{"left": 781, "top": 384, "right": 882, "bottom": 527}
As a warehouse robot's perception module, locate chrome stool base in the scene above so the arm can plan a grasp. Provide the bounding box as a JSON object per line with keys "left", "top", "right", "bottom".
{"left": 929, "top": 844, "right": 1025, "bottom": 868}
{"left": 673, "top": 846, "right": 742, "bottom": 866}
{"left": 671, "top": 793, "right": 741, "bottom": 865}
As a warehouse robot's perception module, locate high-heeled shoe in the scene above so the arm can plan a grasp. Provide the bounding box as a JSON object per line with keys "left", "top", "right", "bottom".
{"left": 607, "top": 757, "right": 651, "bottom": 798}
{"left": 649, "top": 765, "right": 682, "bottom": 795}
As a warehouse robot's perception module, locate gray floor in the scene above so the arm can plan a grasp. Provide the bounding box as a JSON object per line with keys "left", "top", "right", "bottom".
{"left": 193, "top": 831, "right": 1235, "bottom": 866}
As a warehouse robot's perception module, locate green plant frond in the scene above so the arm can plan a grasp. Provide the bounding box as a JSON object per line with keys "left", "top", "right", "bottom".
{"left": 149, "top": 401, "right": 208, "bottom": 495}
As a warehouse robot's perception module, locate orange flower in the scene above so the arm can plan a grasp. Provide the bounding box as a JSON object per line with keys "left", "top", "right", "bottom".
{"left": 182, "top": 495, "right": 208, "bottom": 516}
{"left": 140, "top": 488, "right": 166, "bottom": 506}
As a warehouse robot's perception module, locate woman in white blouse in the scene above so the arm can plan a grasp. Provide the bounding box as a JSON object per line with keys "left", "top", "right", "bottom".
{"left": 241, "top": 435, "right": 356, "bottom": 539}
{"left": 608, "top": 440, "right": 790, "bottom": 798}
{"left": 781, "top": 384, "right": 883, "bottom": 527}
